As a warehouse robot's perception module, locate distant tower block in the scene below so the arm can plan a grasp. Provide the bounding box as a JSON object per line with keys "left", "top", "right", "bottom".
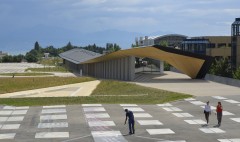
{"left": 231, "top": 18, "right": 240, "bottom": 70}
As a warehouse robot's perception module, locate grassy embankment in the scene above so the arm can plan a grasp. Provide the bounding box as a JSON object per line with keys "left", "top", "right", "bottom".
{"left": 0, "top": 78, "right": 191, "bottom": 106}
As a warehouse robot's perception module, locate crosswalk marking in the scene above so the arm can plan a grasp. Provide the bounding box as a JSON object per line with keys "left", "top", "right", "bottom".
{"left": 0, "top": 133, "right": 16, "bottom": 139}
{"left": 38, "top": 122, "right": 68, "bottom": 128}
{"left": 184, "top": 119, "right": 205, "bottom": 124}
{"left": 199, "top": 128, "right": 225, "bottom": 133}
{"left": 85, "top": 113, "right": 110, "bottom": 119}
{"left": 3, "top": 106, "right": 29, "bottom": 110}
{"left": 122, "top": 107, "right": 144, "bottom": 112}
{"left": 212, "top": 96, "right": 227, "bottom": 100}
{"left": 43, "top": 105, "right": 66, "bottom": 108}
{"left": 83, "top": 107, "right": 106, "bottom": 112}
{"left": 172, "top": 113, "right": 193, "bottom": 118}
{"left": 41, "top": 109, "right": 66, "bottom": 114}
{"left": 137, "top": 120, "right": 163, "bottom": 125}
{"left": 1, "top": 124, "right": 20, "bottom": 130}
{"left": 0, "top": 111, "right": 13, "bottom": 115}
{"left": 230, "top": 118, "right": 240, "bottom": 123}
{"left": 157, "top": 103, "right": 173, "bottom": 107}
{"left": 218, "top": 138, "right": 240, "bottom": 142}
{"left": 120, "top": 104, "right": 138, "bottom": 107}
{"left": 189, "top": 101, "right": 205, "bottom": 105}
{"left": 40, "top": 114, "right": 67, "bottom": 120}
{"left": 91, "top": 131, "right": 127, "bottom": 142}
{"left": 35, "top": 132, "right": 69, "bottom": 138}
{"left": 12, "top": 110, "right": 28, "bottom": 115}
{"left": 224, "top": 100, "right": 240, "bottom": 104}
{"left": 162, "top": 107, "right": 182, "bottom": 112}
{"left": 184, "top": 98, "right": 196, "bottom": 101}
{"left": 147, "top": 129, "right": 175, "bottom": 135}
{"left": 82, "top": 104, "right": 102, "bottom": 107}
{"left": 88, "top": 121, "right": 115, "bottom": 127}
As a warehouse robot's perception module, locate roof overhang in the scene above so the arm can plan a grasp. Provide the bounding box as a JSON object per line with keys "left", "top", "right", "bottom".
{"left": 82, "top": 45, "right": 213, "bottom": 79}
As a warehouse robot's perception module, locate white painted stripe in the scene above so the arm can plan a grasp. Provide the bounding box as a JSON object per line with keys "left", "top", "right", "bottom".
{"left": 223, "top": 111, "right": 234, "bottom": 116}
{"left": 218, "top": 139, "right": 240, "bottom": 142}
{"left": 88, "top": 121, "right": 115, "bottom": 127}
{"left": 3, "top": 106, "right": 29, "bottom": 110}
{"left": 172, "top": 113, "right": 193, "bottom": 117}
{"left": 83, "top": 107, "right": 106, "bottom": 112}
{"left": 7, "top": 116, "right": 24, "bottom": 121}
{"left": 200, "top": 105, "right": 216, "bottom": 109}
{"left": 85, "top": 113, "right": 110, "bottom": 118}
{"left": 157, "top": 103, "right": 173, "bottom": 107}
{"left": 123, "top": 107, "right": 144, "bottom": 112}
{"left": 0, "top": 133, "right": 16, "bottom": 139}
{"left": 162, "top": 107, "right": 182, "bottom": 112}
{"left": 184, "top": 119, "right": 205, "bottom": 124}
{"left": 82, "top": 104, "right": 102, "bottom": 107}
{"left": 137, "top": 120, "right": 163, "bottom": 125}
{"left": 0, "top": 117, "right": 8, "bottom": 122}
{"left": 91, "top": 131, "right": 127, "bottom": 142}
{"left": 224, "top": 100, "right": 240, "bottom": 104}
{"left": 40, "top": 114, "right": 67, "bottom": 120}
{"left": 12, "top": 110, "right": 28, "bottom": 115}
{"left": 43, "top": 105, "right": 66, "bottom": 108}
{"left": 189, "top": 101, "right": 205, "bottom": 105}
{"left": 120, "top": 104, "right": 138, "bottom": 107}
{"left": 1, "top": 124, "right": 20, "bottom": 130}
{"left": 41, "top": 109, "right": 66, "bottom": 114}
{"left": 38, "top": 122, "right": 68, "bottom": 128}
{"left": 0, "top": 111, "right": 13, "bottom": 115}
{"left": 147, "top": 129, "right": 175, "bottom": 135}
{"left": 212, "top": 96, "right": 227, "bottom": 100}
{"left": 184, "top": 98, "right": 196, "bottom": 101}
{"left": 35, "top": 132, "right": 69, "bottom": 138}
{"left": 134, "top": 113, "right": 152, "bottom": 118}
{"left": 199, "top": 128, "right": 225, "bottom": 133}
{"left": 230, "top": 118, "right": 240, "bottom": 123}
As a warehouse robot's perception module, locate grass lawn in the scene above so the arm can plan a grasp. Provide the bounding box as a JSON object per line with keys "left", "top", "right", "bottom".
{"left": 0, "top": 79, "right": 192, "bottom": 106}
{"left": 0, "top": 77, "right": 95, "bottom": 94}
{"left": 0, "top": 73, "right": 53, "bottom": 76}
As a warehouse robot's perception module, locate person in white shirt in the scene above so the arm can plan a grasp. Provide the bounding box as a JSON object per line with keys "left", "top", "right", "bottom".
{"left": 204, "top": 101, "right": 211, "bottom": 125}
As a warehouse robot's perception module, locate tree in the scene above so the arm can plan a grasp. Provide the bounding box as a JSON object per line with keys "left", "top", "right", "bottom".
{"left": 209, "top": 58, "right": 232, "bottom": 77}
{"left": 34, "top": 41, "right": 40, "bottom": 51}
{"left": 25, "top": 52, "right": 38, "bottom": 62}
{"left": 233, "top": 67, "right": 240, "bottom": 80}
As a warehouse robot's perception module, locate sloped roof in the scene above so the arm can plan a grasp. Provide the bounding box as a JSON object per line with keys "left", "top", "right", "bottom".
{"left": 59, "top": 48, "right": 102, "bottom": 64}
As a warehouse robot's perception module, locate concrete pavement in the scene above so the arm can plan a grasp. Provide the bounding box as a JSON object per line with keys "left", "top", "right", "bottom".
{"left": 1, "top": 95, "right": 240, "bottom": 141}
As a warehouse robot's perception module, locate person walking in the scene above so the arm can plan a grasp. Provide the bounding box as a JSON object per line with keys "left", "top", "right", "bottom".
{"left": 204, "top": 101, "right": 211, "bottom": 125}
{"left": 216, "top": 102, "right": 223, "bottom": 127}
{"left": 124, "top": 109, "right": 135, "bottom": 135}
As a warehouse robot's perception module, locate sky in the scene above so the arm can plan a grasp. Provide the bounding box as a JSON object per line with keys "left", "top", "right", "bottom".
{"left": 0, "top": 0, "right": 240, "bottom": 55}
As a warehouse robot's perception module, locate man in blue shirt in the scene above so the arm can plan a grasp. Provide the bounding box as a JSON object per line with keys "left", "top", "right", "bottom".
{"left": 124, "top": 109, "right": 135, "bottom": 134}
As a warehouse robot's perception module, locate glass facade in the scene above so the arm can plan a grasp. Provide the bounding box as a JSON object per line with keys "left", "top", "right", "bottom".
{"left": 231, "top": 18, "right": 240, "bottom": 70}
{"left": 181, "top": 39, "right": 209, "bottom": 55}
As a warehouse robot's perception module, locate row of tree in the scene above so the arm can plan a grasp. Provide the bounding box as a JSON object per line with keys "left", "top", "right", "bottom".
{"left": 0, "top": 42, "right": 121, "bottom": 63}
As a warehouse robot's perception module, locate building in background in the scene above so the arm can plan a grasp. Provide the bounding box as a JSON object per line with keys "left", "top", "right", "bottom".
{"left": 231, "top": 18, "right": 240, "bottom": 70}
{"left": 181, "top": 36, "right": 231, "bottom": 59}
{"left": 0, "top": 51, "right": 8, "bottom": 60}
{"left": 135, "top": 34, "right": 187, "bottom": 48}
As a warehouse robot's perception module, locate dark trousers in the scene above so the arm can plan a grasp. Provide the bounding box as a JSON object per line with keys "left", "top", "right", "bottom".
{"left": 217, "top": 112, "right": 222, "bottom": 125}
{"left": 128, "top": 120, "right": 135, "bottom": 134}
{"left": 204, "top": 112, "right": 210, "bottom": 124}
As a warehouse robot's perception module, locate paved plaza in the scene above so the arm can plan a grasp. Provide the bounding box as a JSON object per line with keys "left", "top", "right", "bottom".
{"left": 1, "top": 95, "right": 240, "bottom": 142}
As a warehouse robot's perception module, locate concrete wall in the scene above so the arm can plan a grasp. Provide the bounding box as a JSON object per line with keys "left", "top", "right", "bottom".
{"left": 205, "top": 74, "right": 240, "bottom": 88}
{"left": 85, "top": 56, "right": 135, "bottom": 81}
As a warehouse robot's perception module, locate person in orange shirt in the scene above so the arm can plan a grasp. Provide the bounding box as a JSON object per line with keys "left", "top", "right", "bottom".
{"left": 216, "top": 102, "right": 223, "bottom": 127}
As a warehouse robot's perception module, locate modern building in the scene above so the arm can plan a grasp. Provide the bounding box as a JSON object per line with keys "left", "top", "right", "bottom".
{"left": 135, "top": 34, "right": 187, "bottom": 48}
{"left": 231, "top": 18, "right": 240, "bottom": 70}
{"left": 60, "top": 45, "right": 213, "bottom": 80}
{"left": 181, "top": 36, "right": 231, "bottom": 56}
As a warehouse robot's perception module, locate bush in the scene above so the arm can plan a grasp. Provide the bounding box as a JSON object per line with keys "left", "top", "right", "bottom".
{"left": 233, "top": 67, "right": 240, "bottom": 79}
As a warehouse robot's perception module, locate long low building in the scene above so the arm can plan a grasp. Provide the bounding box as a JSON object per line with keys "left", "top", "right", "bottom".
{"left": 60, "top": 45, "right": 213, "bottom": 81}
